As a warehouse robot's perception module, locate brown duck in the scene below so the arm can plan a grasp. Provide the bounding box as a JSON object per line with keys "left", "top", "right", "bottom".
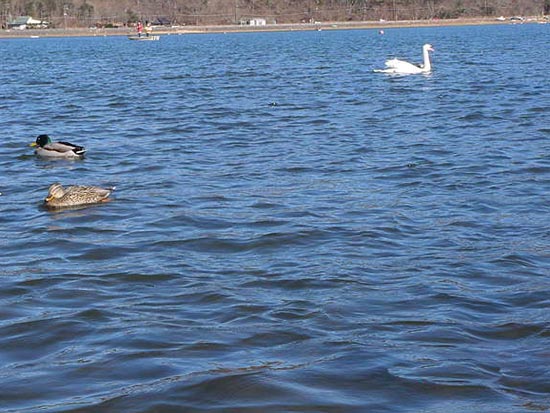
{"left": 44, "top": 183, "right": 114, "bottom": 208}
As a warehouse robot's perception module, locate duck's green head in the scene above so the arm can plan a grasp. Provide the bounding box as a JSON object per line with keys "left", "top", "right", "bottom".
{"left": 31, "top": 134, "right": 51, "bottom": 148}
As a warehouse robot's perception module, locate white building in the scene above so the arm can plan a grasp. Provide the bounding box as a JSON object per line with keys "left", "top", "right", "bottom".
{"left": 8, "top": 16, "right": 49, "bottom": 29}
{"left": 249, "top": 18, "right": 266, "bottom": 26}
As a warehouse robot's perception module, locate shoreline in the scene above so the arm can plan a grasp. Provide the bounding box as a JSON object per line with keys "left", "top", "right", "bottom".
{"left": 0, "top": 17, "right": 545, "bottom": 39}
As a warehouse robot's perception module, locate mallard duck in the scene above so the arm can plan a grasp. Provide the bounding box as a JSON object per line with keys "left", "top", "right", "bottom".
{"left": 30, "top": 134, "right": 86, "bottom": 158}
{"left": 44, "top": 183, "right": 114, "bottom": 208}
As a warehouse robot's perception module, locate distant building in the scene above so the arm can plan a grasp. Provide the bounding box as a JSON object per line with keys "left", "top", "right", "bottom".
{"left": 250, "top": 18, "right": 266, "bottom": 26}
{"left": 240, "top": 17, "right": 268, "bottom": 26}
{"left": 8, "top": 16, "right": 49, "bottom": 29}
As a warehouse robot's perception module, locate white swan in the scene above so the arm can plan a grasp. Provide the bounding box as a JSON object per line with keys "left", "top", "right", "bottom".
{"left": 374, "top": 44, "right": 434, "bottom": 74}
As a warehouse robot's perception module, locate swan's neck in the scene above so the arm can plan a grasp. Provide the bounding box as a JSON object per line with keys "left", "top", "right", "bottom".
{"left": 422, "top": 48, "right": 431, "bottom": 72}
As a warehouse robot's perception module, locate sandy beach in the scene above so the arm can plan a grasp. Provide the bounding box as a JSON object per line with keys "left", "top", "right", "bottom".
{"left": 0, "top": 17, "right": 544, "bottom": 39}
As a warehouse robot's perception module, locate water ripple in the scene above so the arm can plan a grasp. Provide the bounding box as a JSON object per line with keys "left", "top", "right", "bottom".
{"left": 1, "top": 25, "right": 549, "bottom": 412}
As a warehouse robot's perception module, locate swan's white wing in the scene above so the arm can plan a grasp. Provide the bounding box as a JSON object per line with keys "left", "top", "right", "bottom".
{"left": 384, "top": 58, "right": 422, "bottom": 73}
{"left": 384, "top": 58, "right": 401, "bottom": 68}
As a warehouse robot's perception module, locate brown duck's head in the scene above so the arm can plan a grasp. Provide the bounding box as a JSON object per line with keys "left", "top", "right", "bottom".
{"left": 45, "top": 183, "right": 65, "bottom": 202}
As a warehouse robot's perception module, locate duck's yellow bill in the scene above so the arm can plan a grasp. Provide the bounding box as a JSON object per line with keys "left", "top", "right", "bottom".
{"left": 30, "top": 142, "right": 37, "bottom": 147}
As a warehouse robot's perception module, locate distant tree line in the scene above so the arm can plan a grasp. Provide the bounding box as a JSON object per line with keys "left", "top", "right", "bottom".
{"left": 1, "top": 0, "right": 549, "bottom": 28}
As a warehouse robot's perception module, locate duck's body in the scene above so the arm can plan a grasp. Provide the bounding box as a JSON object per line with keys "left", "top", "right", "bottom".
{"left": 44, "top": 183, "right": 114, "bottom": 208}
{"left": 375, "top": 44, "right": 434, "bottom": 74}
{"left": 31, "top": 134, "right": 86, "bottom": 158}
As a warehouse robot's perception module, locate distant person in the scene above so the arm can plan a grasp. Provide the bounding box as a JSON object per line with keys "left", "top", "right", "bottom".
{"left": 136, "top": 20, "right": 143, "bottom": 37}
{"left": 145, "top": 20, "right": 152, "bottom": 37}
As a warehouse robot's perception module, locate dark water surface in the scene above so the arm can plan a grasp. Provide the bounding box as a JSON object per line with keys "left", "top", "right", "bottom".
{"left": 0, "top": 24, "right": 549, "bottom": 412}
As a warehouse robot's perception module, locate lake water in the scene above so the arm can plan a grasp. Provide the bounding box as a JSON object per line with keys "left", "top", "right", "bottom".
{"left": 0, "top": 24, "right": 548, "bottom": 412}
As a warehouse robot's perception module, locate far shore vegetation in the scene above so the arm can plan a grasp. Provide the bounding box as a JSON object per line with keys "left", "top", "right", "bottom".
{"left": 1, "top": 0, "right": 549, "bottom": 30}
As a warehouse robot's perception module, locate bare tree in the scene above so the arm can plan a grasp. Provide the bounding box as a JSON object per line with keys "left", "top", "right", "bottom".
{"left": 3, "top": 0, "right": 546, "bottom": 27}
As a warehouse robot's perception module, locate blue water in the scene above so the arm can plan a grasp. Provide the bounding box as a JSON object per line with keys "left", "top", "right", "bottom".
{"left": 0, "top": 24, "right": 549, "bottom": 412}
